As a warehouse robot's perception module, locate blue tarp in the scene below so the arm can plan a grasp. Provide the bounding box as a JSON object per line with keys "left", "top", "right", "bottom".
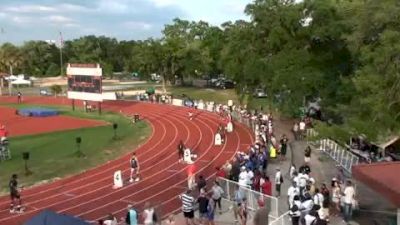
{"left": 24, "top": 209, "right": 90, "bottom": 225}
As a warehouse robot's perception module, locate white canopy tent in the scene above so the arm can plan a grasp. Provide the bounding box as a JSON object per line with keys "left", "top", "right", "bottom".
{"left": 10, "top": 79, "right": 31, "bottom": 85}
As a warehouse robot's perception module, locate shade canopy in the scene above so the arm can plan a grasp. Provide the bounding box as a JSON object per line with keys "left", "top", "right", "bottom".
{"left": 23, "top": 209, "right": 90, "bottom": 225}
{"left": 352, "top": 162, "right": 400, "bottom": 207}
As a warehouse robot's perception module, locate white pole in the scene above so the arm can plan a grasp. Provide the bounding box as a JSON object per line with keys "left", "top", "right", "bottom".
{"left": 8, "top": 65, "right": 12, "bottom": 95}
{"left": 397, "top": 208, "right": 399, "bottom": 225}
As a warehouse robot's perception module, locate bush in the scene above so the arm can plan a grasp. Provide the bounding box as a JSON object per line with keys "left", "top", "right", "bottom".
{"left": 50, "top": 85, "right": 62, "bottom": 97}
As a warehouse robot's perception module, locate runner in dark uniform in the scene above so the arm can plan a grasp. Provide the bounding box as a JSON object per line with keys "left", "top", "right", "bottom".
{"left": 129, "top": 153, "right": 140, "bottom": 183}
{"left": 178, "top": 141, "right": 185, "bottom": 162}
{"left": 9, "top": 174, "right": 22, "bottom": 213}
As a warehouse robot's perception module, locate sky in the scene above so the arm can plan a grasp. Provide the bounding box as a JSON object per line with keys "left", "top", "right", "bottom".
{"left": 0, "top": 0, "right": 251, "bottom": 45}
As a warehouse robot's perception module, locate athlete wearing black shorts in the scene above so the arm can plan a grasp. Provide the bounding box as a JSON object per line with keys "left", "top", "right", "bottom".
{"left": 129, "top": 153, "right": 140, "bottom": 182}
{"left": 178, "top": 141, "right": 185, "bottom": 161}
{"left": 9, "top": 174, "right": 22, "bottom": 213}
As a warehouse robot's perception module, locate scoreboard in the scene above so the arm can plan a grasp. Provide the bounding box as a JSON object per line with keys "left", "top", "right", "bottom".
{"left": 67, "top": 63, "right": 103, "bottom": 102}
{"left": 67, "top": 75, "right": 102, "bottom": 93}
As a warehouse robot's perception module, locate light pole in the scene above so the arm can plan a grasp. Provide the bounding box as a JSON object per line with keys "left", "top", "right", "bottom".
{"left": 59, "top": 32, "right": 64, "bottom": 76}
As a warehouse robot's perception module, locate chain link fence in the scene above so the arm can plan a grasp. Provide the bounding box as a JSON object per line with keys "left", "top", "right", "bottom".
{"left": 218, "top": 177, "right": 279, "bottom": 221}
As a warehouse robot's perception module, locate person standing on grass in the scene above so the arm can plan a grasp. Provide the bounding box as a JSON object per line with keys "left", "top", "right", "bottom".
{"left": 125, "top": 204, "right": 138, "bottom": 225}
{"left": 180, "top": 189, "right": 195, "bottom": 225}
{"left": 129, "top": 153, "right": 140, "bottom": 183}
{"left": 9, "top": 174, "right": 23, "bottom": 213}
{"left": 211, "top": 180, "right": 224, "bottom": 213}
{"left": 17, "top": 91, "right": 22, "bottom": 104}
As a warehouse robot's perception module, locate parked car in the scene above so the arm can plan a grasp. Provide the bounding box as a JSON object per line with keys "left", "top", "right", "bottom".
{"left": 219, "top": 80, "right": 235, "bottom": 89}
{"left": 253, "top": 89, "right": 268, "bottom": 98}
{"left": 39, "top": 89, "right": 52, "bottom": 96}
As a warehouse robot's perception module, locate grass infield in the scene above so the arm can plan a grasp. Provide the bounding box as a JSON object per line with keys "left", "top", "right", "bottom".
{"left": 0, "top": 104, "right": 151, "bottom": 193}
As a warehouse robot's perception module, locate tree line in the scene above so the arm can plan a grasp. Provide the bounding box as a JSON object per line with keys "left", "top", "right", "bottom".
{"left": 1, "top": 0, "right": 399, "bottom": 141}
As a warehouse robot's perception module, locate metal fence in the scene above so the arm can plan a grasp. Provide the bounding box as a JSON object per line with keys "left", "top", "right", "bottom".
{"left": 269, "top": 211, "right": 291, "bottom": 225}
{"left": 306, "top": 129, "right": 360, "bottom": 174}
{"left": 0, "top": 143, "right": 11, "bottom": 161}
{"left": 217, "top": 177, "right": 279, "bottom": 221}
{"left": 318, "top": 139, "right": 360, "bottom": 174}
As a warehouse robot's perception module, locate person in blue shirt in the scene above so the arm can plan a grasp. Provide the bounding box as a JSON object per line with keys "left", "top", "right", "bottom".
{"left": 125, "top": 204, "right": 138, "bottom": 225}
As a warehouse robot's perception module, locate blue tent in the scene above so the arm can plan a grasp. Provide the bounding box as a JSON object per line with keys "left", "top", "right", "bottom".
{"left": 24, "top": 209, "right": 90, "bottom": 225}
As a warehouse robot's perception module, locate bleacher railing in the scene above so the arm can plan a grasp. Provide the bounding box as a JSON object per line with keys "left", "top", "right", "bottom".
{"left": 306, "top": 129, "right": 360, "bottom": 174}
{"left": 218, "top": 177, "right": 279, "bottom": 221}
{"left": 269, "top": 211, "right": 291, "bottom": 225}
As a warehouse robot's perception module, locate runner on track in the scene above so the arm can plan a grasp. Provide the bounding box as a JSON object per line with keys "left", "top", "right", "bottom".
{"left": 178, "top": 140, "right": 185, "bottom": 162}
{"left": 129, "top": 153, "right": 140, "bottom": 182}
{"left": 9, "top": 174, "right": 23, "bottom": 213}
{"left": 188, "top": 107, "right": 195, "bottom": 121}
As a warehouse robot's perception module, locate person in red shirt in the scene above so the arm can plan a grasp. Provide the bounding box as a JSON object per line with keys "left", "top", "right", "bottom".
{"left": 261, "top": 175, "right": 272, "bottom": 196}
{"left": 216, "top": 167, "right": 226, "bottom": 178}
{"left": 252, "top": 170, "right": 262, "bottom": 192}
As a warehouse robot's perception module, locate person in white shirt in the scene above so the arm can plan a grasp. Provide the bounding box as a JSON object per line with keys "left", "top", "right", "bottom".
{"left": 298, "top": 172, "right": 309, "bottom": 197}
{"left": 289, "top": 164, "right": 296, "bottom": 180}
{"left": 313, "top": 188, "right": 324, "bottom": 207}
{"left": 212, "top": 181, "right": 225, "bottom": 213}
{"left": 274, "top": 168, "right": 283, "bottom": 197}
{"left": 300, "top": 194, "right": 314, "bottom": 215}
{"left": 304, "top": 211, "right": 318, "bottom": 225}
{"left": 289, "top": 195, "right": 301, "bottom": 225}
{"left": 287, "top": 182, "right": 300, "bottom": 208}
{"left": 343, "top": 180, "right": 355, "bottom": 224}
{"left": 238, "top": 167, "right": 248, "bottom": 187}
{"left": 299, "top": 121, "right": 306, "bottom": 139}
{"left": 142, "top": 202, "right": 155, "bottom": 225}
{"left": 246, "top": 168, "right": 254, "bottom": 187}
{"left": 103, "top": 214, "right": 118, "bottom": 225}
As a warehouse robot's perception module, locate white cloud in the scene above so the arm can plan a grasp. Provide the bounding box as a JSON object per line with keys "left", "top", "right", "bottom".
{"left": 46, "top": 15, "right": 74, "bottom": 23}
{"left": 150, "top": 0, "right": 178, "bottom": 8}
{"left": 98, "top": 0, "right": 129, "bottom": 14}
{"left": 11, "top": 16, "right": 32, "bottom": 24}
{"left": 59, "top": 3, "right": 87, "bottom": 12}
{"left": 4, "top": 5, "right": 56, "bottom": 13}
{"left": 123, "top": 21, "right": 153, "bottom": 30}
{"left": 64, "top": 23, "right": 81, "bottom": 28}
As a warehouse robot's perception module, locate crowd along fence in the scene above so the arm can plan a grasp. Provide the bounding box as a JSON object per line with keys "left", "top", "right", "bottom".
{"left": 218, "top": 177, "right": 279, "bottom": 222}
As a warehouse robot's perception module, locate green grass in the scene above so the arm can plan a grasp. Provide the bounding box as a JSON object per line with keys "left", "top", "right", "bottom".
{"left": 0, "top": 104, "right": 151, "bottom": 193}
{"left": 166, "top": 86, "right": 239, "bottom": 105}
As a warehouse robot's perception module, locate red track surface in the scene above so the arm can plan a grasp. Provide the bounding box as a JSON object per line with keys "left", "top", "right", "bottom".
{"left": 0, "top": 106, "right": 107, "bottom": 137}
{"left": 0, "top": 96, "right": 253, "bottom": 225}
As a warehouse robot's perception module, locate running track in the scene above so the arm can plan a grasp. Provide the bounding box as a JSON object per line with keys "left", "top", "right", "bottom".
{"left": 0, "top": 97, "right": 253, "bottom": 225}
